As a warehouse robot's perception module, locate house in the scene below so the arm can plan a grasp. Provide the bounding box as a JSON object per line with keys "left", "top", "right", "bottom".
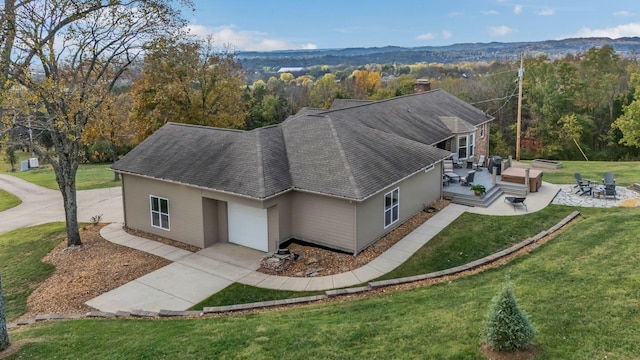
{"left": 112, "top": 88, "right": 493, "bottom": 254}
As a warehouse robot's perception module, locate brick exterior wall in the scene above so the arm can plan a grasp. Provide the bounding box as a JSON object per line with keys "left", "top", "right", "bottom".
{"left": 475, "top": 123, "right": 490, "bottom": 164}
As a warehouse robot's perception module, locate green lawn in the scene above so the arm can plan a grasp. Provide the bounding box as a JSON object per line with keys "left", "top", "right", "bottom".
{"left": 527, "top": 160, "right": 640, "bottom": 186}
{"left": 195, "top": 205, "right": 575, "bottom": 307}
{"left": 6, "top": 207, "right": 640, "bottom": 359}
{"left": 0, "top": 189, "right": 21, "bottom": 212}
{"left": 7, "top": 163, "right": 120, "bottom": 191}
{"left": 0, "top": 223, "right": 66, "bottom": 321}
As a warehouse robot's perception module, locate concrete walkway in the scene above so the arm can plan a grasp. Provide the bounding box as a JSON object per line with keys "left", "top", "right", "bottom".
{"left": 88, "top": 204, "right": 469, "bottom": 312}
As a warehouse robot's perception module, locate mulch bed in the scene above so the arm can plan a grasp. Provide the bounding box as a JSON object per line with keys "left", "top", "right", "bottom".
{"left": 259, "top": 199, "right": 450, "bottom": 277}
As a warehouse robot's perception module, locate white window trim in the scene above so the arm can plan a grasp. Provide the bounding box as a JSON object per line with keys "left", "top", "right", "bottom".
{"left": 480, "top": 124, "right": 486, "bottom": 138}
{"left": 384, "top": 188, "right": 400, "bottom": 229}
{"left": 457, "top": 133, "right": 475, "bottom": 160}
{"left": 150, "top": 195, "right": 170, "bottom": 231}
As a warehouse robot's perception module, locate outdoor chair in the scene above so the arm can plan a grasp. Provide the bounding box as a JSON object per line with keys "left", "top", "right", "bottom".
{"left": 443, "top": 160, "right": 461, "bottom": 182}
{"left": 472, "top": 155, "right": 486, "bottom": 171}
{"left": 461, "top": 170, "right": 475, "bottom": 186}
{"left": 602, "top": 172, "right": 615, "bottom": 186}
{"left": 442, "top": 174, "right": 450, "bottom": 186}
{"left": 504, "top": 196, "right": 527, "bottom": 212}
{"left": 603, "top": 183, "right": 617, "bottom": 199}
{"left": 451, "top": 153, "right": 463, "bottom": 168}
{"left": 574, "top": 173, "right": 592, "bottom": 196}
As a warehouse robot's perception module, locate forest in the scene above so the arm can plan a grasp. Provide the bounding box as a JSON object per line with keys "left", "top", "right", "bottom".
{"left": 5, "top": 39, "right": 640, "bottom": 167}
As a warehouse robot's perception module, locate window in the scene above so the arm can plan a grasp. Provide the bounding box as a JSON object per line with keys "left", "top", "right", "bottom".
{"left": 457, "top": 134, "right": 475, "bottom": 159}
{"left": 150, "top": 195, "right": 170, "bottom": 230}
{"left": 458, "top": 135, "right": 467, "bottom": 159}
{"left": 384, "top": 188, "right": 399, "bottom": 228}
{"left": 480, "top": 123, "right": 486, "bottom": 138}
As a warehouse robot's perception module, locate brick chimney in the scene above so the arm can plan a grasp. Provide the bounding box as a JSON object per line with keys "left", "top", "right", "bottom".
{"left": 414, "top": 79, "right": 431, "bottom": 93}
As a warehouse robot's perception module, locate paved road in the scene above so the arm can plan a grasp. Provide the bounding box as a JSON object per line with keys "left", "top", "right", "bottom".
{"left": 0, "top": 174, "right": 123, "bottom": 234}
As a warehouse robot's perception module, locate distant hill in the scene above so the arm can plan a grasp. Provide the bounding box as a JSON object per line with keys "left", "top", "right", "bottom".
{"left": 238, "top": 37, "right": 640, "bottom": 69}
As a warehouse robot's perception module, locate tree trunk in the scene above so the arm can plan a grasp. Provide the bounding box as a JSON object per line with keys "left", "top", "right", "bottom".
{"left": 52, "top": 154, "right": 82, "bottom": 247}
{"left": 109, "top": 139, "right": 120, "bottom": 182}
{"left": 60, "top": 177, "right": 82, "bottom": 247}
{"left": 0, "top": 274, "right": 10, "bottom": 352}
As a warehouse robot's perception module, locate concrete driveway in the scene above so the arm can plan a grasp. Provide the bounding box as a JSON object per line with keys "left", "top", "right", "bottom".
{"left": 0, "top": 174, "right": 123, "bottom": 234}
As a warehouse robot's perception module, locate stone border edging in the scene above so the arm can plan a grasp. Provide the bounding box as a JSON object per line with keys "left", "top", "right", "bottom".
{"left": 6, "top": 211, "right": 581, "bottom": 329}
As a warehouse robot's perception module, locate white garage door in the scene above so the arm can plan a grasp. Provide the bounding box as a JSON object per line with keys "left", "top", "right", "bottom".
{"left": 227, "top": 203, "right": 268, "bottom": 252}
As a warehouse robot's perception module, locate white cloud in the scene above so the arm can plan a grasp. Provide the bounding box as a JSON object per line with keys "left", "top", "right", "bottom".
{"left": 185, "top": 24, "right": 317, "bottom": 51}
{"left": 481, "top": 10, "right": 499, "bottom": 15}
{"left": 565, "top": 22, "right": 640, "bottom": 39}
{"left": 442, "top": 30, "right": 453, "bottom": 39}
{"left": 448, "top": 12, "right": 464, "bottom": 18}
{"left": 537, "top": 8, "right": 555, "bottom": 16}
{"left": 416, "top": 33, "right": 435, "bottom": 40}
{"left": 614, "top": 10, "right": 634, "bottom": 17}
{"left": 514, "top": 4, "right": 523, "bottom": 15}
{"left": 488, "top": 25, "right": 516, "bottom": 37}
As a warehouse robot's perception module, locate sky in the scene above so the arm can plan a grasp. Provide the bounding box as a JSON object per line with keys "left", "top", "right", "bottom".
{"left": 183, "top": 0, "right": 640, "bottom": 51}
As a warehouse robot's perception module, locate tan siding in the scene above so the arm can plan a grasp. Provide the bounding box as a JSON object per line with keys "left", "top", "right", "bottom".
{"left": 267, "top": 205, "right": 279, "bottom": 252}
{"left": 356, "top": 165, "right": 442, "bottom": 252}
{"left": 265, "top": 193, "right": 292, "bottom": 241}
{"left": 122, "top": 174, "right": 205, "bottom": 247}
{"left": 202, "top": 198, "right": 218, "bottom": 247}
{"left": 291, "top": 192, "right": 356, "bottom": 253}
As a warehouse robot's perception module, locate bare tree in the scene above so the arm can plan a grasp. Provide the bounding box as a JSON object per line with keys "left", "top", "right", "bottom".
{"left": 1, "top": 0, "right": 191, "bottom": 247}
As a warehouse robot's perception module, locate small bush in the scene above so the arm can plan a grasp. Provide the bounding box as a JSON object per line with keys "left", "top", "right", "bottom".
{"left": 90, "top": 214, "right": 103, "bottom": 226}
{"left": 483, "top": 275, "right": 535, "bottom": 351}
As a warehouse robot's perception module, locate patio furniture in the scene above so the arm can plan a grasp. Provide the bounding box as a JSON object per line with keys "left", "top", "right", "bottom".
{"left": 592, "top": 186, "right": 604, "bottom": 198}
{"left": 443, "top": 160, "right": 461, "bottom": 182}
{"left": 451, "top": 153, "right": 463, "bottom": 168}
{"left": 602, "top": 172, "right": 615, "bottom": 185}
{"left": 574, "top": 173, "right": 593, "bottom": 195}
{"left": 600, "top": 172, "right": 616, "bottom": 199}
{"left": 504, "top": 196, "right": 527, "bottom": 212}
{"left": 501, "top": 167, "right": 544, "bottom": 192}
{"left": 603, "top": 184, "right": 617, "bottom": 199}
{"left": 472, "top": 155, "right": 486, "bottom": 171}
{"left": 466, "top": 158, "right": 473, "bottom": 169}
{"left": 461, "top": 170, "right": 475, "bottom": 186}
{"left": 443, "top": 174, "right": 450, "bottom": 186}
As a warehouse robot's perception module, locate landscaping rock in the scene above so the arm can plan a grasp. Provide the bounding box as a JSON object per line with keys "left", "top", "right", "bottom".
{"left": 305, "top": 256, "right": 319, "bottom": 265}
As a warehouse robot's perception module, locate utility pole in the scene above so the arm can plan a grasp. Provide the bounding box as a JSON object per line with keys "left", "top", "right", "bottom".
{"left": 516, "top": 53, "right": 524, "bottom": 161}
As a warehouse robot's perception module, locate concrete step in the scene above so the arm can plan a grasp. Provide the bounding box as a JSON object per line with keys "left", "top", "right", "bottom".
{"left": 447, "top": 185, "right": 502, "bottom": 207}
{"left": 497, "top": 181, "right": 528, "bottom": 197}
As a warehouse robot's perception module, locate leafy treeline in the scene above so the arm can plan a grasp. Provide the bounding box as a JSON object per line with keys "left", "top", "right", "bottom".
{"left": 127, "top": 39, "right": 638, "bottom": 161}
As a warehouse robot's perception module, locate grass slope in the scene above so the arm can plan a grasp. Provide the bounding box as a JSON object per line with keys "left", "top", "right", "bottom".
{"left": 0, "top": 189, "right": 21, "bottom": 212}
{"left": 6, "top": 207, "right": 640, "bottom": 358}
{"left": 8, "top": 164, "right": 119, "bottom": 191}
{"left": 0, "top": 223, "right": 66, "bottom": 321}
{"left": 195, "top": 205, "right": 575, "bottom": 307}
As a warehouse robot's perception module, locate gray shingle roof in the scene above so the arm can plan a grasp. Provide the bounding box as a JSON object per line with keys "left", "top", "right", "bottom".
{"left": 113, "top": 89, "right": 491, "bottom": 200}
{"left": 439, "top": 116, "right": 477, "bottom": 133}
{"left": 111, "top": 123, "right": 291, "bottom": 199}
{"left": 321, "top": 88, "right": 492, "bottom": 145}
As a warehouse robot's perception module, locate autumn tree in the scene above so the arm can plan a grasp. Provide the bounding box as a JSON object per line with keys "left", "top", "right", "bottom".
{"left": 83, "top": 89, "right": 136, "bottom": 181}
{"left": 349, "top": 69, "right": 381, "bottom": 99}
{"left": 0, "top": 0, "right": 191, "bottom": 247}
{"left": 130, "top": 37, "right": 247, "bottom": 141}
{"left": 310, "top": 73, "right": 341, "bottom": 108}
